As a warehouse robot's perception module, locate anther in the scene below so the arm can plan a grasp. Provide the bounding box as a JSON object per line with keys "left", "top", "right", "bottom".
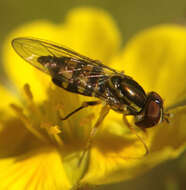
{"left": 23, "top": 84, "right": 33, "bottom": 101}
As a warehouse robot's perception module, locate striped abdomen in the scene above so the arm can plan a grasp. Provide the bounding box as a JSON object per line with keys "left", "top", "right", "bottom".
{"left": 38, "top": 56, "right": 109, "bottom": 97}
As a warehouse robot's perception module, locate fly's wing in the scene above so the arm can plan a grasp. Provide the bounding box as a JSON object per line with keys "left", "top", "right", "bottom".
{"left": 12, "top": 38, "right": 52, "bottom": 74}
{"left": 12, "top": 37, "right": 117, "bottom": 76}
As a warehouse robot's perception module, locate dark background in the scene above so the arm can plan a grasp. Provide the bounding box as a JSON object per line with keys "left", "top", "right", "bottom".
{"left": 1, "top": 0, "right": 186, "bottom": 189}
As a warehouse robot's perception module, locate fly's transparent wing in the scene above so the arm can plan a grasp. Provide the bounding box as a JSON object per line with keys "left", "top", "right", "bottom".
{"left": 12, "top": 38, "right": 52, "bottom": 74}
{"left": 12, "top": 37, "right": 117, "bottom": 75}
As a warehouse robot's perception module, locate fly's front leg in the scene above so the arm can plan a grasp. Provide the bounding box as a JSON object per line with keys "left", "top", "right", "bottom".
{"left": 79, "top": 104, "right": 110, "bottom": 165}
{"left": 87, "top": 104, "right": 110, "bottom": 148}
{"left": 123, "top": 115, "right": 149, "bottom": 155}
{"left": 60, "top": 100, "right": 101, "bottom": 120}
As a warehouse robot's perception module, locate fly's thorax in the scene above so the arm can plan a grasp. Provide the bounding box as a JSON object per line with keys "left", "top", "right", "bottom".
{"left": 109, "top": 75, "right": 147, "bottom": 114}
{"left": 135, "top": 91, "right": 164, "bottom": 128}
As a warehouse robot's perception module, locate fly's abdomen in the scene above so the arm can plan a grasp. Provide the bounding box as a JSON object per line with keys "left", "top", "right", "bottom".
{"left": 45, "top": 56, "right": 108, "bottom": 97}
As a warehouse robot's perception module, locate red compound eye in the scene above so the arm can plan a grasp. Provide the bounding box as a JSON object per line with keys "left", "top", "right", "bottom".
{"left": 135, "top": 92, "right": 163, "bottom": 128}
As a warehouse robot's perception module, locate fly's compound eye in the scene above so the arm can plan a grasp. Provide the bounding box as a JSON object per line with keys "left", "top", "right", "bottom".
{"left": 135, "top": 92, "right": 164, "bottom": 128}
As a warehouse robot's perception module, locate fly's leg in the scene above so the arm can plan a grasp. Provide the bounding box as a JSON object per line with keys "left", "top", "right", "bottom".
{"left": 60, "top": 101, "right": 101, "bottom": 120}
{"left": 123, "top": 115, "right": 149, "bottom": 155}
{"left": 86, "top": 104, "right": 110, "bottom": 149}
{"left": 78, "top": 105, "right": 110, "bottom": 165}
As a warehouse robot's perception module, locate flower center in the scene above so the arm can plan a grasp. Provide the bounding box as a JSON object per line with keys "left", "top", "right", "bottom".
{"left": 10, "top": 84, "right": 65, "bottom": 147}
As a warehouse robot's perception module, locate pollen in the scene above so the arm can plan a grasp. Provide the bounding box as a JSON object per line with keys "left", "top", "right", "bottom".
{"left": 48, "top": 125, "right": 64, "bottom": 146}
{"left": 48, "top": 125, "right": 61, "bottom": 135}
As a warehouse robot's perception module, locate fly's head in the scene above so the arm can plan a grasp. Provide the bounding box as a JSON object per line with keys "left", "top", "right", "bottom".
{"left": 135, "top": 91, "right": 169, "bottom": 128}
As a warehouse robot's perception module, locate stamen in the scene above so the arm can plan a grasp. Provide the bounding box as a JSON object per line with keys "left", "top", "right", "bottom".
{"left": 23, "top": 84, "right": 42, "bottom": 119}
{"left": 41, "top": 123, "right": 64, "bottom": 147}
{"left": 23, "top": 84, "right": 33, "bottom": 101}
{"left": 10, "top": 104, "right": 48, "bottom": 143}
{"left": 49, "top": 125, "right": 64, "bottom": 147}
{"left": 48, "top": 125, "right": 61, "bottom": 135}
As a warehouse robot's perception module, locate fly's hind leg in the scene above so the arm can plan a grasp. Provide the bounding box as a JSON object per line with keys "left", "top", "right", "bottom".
{"left": 78, "top": 104, "right": 110, "bottom": 165}
{"left": 123, "top": 115, "right": 149, "bottom": 155}
{"left": 60, "top": 101, "right": 101, "bottom": 120}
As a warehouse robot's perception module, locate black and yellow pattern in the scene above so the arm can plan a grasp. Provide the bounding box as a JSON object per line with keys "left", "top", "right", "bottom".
{"left": 12, "top": 37, "right": 166, "bottom": 129}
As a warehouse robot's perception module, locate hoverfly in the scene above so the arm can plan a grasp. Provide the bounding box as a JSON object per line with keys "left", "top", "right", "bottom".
{"left": 12, "top": 37, "right": 169, "bottom": 155}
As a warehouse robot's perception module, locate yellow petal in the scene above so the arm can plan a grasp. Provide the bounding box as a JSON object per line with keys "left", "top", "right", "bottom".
{"left": 60, "top": 7, "right": 121, "bottom": 64}
{"left": 63, "top": 149, "right": 89, "bottom": 188}
{"left": 151, "top": 106, "right": 186, "bottom": 153}
{"left": 82, "top": 142, "right": 148, "bottom": 185}
{"left": 0, "top": 147, "right": 71, "bottom": 190}
{"left": 81, "top": 114, "right": 149, "bottom": 184}
{"left": 113, "top": 25, "right": 186, "bottom": 107}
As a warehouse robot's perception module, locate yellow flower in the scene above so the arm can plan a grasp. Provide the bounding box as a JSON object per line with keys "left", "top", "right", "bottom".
{"left": 1, "top": 7, "right": 186, "bottom": 190}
